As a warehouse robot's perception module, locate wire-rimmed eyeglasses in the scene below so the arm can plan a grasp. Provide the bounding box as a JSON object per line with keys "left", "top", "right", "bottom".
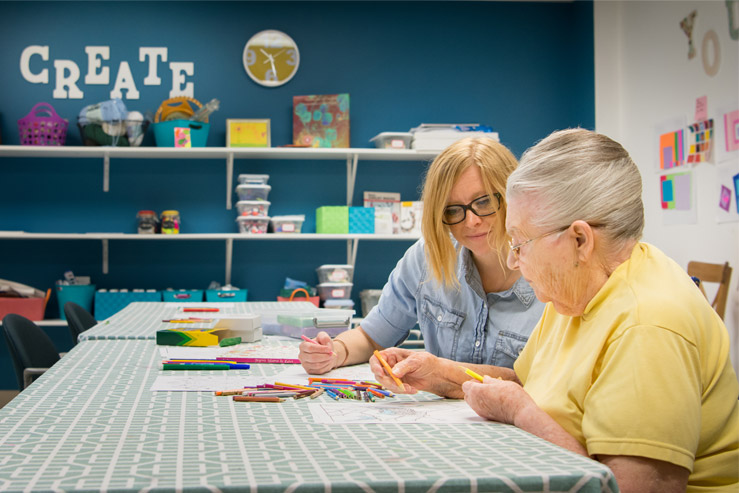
{"left": 508, "top": 225, "right": 570, "bottom": 259}
{"left": 442, "top": 193, "right": 501, "bottom": 225}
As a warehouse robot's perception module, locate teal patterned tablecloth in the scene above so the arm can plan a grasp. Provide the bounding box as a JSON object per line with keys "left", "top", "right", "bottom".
{"left": 80, "top": 301, "right": 321, "bottom": 341}
{"left": 0, "top": 339, "right": 618, "bottom": 492}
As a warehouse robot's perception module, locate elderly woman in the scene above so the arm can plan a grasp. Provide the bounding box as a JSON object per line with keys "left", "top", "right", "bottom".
{"left": 457, "top": 129, "right": 737, "bottom": 492}
{"left": 299, "top": 137, "right": 544, "bottom": 376}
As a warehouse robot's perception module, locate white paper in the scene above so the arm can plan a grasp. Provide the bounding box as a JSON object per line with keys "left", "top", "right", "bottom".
{"left": 159, "top": 346, "right": 226, "bottom": 359}
{"left": 271, "top": 362, "right": 376, "bottom": 383}
{"left": 308, "top": 398, "right": 489, "bottom": 424}
{"left": 150, "top": 375, "right": 268, "bottom": 392}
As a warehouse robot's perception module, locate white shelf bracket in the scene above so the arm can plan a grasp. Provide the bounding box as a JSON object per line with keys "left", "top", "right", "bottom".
{"left": 346, "top": 153, "right": 359, "bottom": 206}
{"left": 347, "top": 238, "right": 359, "bottom": 266}
{"left": 103, "top": 152, "right": 110, "bottom": 192}
{"left": 102, "top": 239, "right": 109, "bottom": 274}
{"left": 226, "top": 152, "right": 234, "bottom": 210}
{"left": 225, "top": 238, "right": 233, "bottom": 285}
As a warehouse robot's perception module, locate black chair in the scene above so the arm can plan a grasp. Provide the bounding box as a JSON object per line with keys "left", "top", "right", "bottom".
{"left": 2, "top": 313, "right": 61, "bottom": 390}
{"left": 64, "top": 301, "right": 97, "bottom": 345}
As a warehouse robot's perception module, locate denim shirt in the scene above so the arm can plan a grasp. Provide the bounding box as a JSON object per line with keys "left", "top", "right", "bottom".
{"left": 361, "top": 239, "right": 545, "bottom": 369}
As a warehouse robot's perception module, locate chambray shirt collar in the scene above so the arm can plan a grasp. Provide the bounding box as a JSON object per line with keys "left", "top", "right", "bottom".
{"left": 460, "top": 246, "right": 537, "bottom": 307}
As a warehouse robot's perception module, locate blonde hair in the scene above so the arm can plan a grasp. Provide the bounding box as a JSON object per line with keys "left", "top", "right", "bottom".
{"left": 507, "top": 128, "right": 644, "bottom": 249}
{"left": 421, "top": 137, "right": 519, "bottom": 287}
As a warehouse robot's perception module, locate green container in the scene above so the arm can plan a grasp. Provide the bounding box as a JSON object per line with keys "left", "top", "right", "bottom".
{"left": 316, "top": 206, "right": 349, "bottom": 234}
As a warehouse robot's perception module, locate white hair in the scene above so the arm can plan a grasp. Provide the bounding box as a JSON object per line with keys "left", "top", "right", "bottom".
{"left": 507, "top": 128, "right": 644, "bottom": 247}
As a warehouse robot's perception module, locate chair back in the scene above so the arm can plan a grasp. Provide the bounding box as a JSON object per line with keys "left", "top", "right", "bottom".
{"left": 687, "top": 261, "right": 733, "bottom": 320}
{"left": 64, "top": 301, "right": 97, "bottom": 344}
{"left": 2, "top": 313, "right": 60, "bottom": 390}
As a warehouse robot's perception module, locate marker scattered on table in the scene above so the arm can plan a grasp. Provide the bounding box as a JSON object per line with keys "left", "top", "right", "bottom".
{"left": 373, "top": 350, "right": 404, "bottom": 388}
{"left": 183, "top": 307, "right": 220, "bottom": 312}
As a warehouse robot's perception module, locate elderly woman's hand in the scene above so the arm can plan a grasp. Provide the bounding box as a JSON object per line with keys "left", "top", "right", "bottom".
{"left": 298, "top": 331, "right": 338, "bottom": 374}
{"left": 369, "top": 348, "right": 443, "bottom": 395}
{"left": 462, "top": 376, "right": 535, "bottom": 424}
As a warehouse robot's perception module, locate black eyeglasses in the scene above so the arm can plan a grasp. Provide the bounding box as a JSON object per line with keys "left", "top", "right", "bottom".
{"left": 442, "top": 193, "right": 501, "bottom": 225}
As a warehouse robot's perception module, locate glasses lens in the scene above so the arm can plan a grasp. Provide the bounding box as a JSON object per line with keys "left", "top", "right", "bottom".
{"left": 470, "top": 195, "right": 498, "bottom": 216}
{"left": 443, "top": 206, "right": 465, "bottom": 224}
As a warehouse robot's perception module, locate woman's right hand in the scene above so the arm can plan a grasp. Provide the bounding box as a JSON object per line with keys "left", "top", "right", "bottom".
{"left": 298, "top": 331, "right": 338, "bottom": 374}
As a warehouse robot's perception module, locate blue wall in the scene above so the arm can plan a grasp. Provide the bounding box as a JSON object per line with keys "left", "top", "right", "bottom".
{"left": 0, "top": 1, "right": 594, "bottom": 388}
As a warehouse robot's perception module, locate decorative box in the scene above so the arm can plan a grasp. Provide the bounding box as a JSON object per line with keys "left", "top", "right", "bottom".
{"left": 349, "top": 207, "right": 374, "bottom": 234}
{"left": 316, "top": 206, "right": 349, "bottom": 234}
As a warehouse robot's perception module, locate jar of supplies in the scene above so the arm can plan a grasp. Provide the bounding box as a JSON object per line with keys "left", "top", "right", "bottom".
{"left": 160, "top": 210, "right": 180, "bottom": 234}
{"left": 136, "top": 210, "right": 158, "bottom": 234}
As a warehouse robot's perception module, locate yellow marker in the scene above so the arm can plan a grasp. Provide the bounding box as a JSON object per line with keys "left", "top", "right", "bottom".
{"left": 459, "top": 366, "right": 484, "bottom": 382}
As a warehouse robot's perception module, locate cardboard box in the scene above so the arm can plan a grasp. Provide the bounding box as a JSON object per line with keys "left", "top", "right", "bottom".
{"left": 363, "top": 191, "right": 400, "bottom": 234}
{"left": 399, "top": 201, "right": 423, "bottom": 234}
{"left": 157, "top": 314, "right": 262, "bottom": 346}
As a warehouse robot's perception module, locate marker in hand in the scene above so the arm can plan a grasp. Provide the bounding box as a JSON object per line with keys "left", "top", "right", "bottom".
{"left": 301, "top": 335, "right": 336, "bottom": 355}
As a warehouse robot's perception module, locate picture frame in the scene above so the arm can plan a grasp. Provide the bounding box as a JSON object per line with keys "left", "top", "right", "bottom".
{"left": 226, "top": 119, "right": 271, "bottom": 147}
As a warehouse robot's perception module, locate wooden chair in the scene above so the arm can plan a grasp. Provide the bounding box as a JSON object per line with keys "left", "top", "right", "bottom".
{"left": 687, "top": 261, "right": 733, "bottom": 320}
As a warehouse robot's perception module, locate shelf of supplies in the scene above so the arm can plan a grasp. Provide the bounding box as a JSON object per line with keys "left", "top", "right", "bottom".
{"left": 0, "top": 145, "right": 438, "bottom": 207}
{"left": 0, "top": 232, "right": 421, "bottom": 283}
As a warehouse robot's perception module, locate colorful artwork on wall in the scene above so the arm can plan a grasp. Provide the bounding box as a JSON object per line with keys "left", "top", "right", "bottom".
{"left": 716, "top": 165, "right": 739, "bottom": 223}
{"left": 661, "top": 172, "right": 692, "bottom": 210}
{"left": 686, "top": 119, "right": 714, "bottom": 163}
{"left": 659, "top": 129, "right": 685, "bottom": 169}
{"left": 292, "top": 94, "right": 350, "bottom": 148}
{"left": 723, "top": 109, "right": 739, "bottom": 152}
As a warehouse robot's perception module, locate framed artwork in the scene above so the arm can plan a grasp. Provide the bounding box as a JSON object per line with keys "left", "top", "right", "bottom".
{"left": 226, "top": 119, "right": 271, "bottom": 147}
{"left": 293, "top": 93, "right": 350, "bottom": 148}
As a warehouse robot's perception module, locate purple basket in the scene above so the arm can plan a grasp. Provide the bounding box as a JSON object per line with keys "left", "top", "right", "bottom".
{"left": 18, "top": 102, "right": 69, "bottom": 146}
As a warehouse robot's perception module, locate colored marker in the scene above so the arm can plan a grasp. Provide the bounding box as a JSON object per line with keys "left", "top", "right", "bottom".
{"left": 373, "top": 350, "right": 404, "bottom": 388}
{"left": 459, "top": 366, "right": 484, "bottom": 382}
{"left": 183, "top": 307, "right": 220, "bottom": 312}
{"left": 163, "top": 363, "right": 231, "bottom": 370}
{"left": 301, "top": 335, "right": 336, "bottom": 355}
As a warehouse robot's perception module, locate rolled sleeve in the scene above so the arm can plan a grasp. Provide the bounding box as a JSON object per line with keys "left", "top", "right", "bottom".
{"left": 361, "top": 239, "right": 426, "bottom": 348}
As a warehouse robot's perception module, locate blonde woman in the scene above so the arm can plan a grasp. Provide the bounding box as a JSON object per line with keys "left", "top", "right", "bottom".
{"left": 299, "top": 137, "right": 545, "bottom": 388}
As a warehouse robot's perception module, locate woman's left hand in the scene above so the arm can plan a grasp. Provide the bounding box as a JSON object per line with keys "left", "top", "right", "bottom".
{"left": 462, "top": 376, "right": 535, "bottom": 424}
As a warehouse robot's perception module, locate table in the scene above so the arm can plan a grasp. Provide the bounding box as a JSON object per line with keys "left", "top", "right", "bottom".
{"left": 0, "top": 338, "right": 618, "bottom": 492}
{"left": 80, "top": 301, "right": 320, "bottom": 340}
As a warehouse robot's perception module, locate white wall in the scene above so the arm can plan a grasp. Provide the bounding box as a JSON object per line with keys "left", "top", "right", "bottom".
{"left": 594, "top": 0, "right": 739, "bottom": 374}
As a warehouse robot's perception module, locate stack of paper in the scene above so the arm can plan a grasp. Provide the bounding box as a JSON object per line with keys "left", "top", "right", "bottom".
{"left": 410, "top": 124, "right": 499, "bottom": 151}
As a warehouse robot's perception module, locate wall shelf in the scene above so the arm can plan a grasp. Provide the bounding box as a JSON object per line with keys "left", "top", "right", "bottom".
{"left": 0, "top": 145, "right": 438, "bottom": 207}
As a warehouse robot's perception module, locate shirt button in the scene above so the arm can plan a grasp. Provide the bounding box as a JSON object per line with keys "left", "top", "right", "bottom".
{"left": 475, "top": 340, "right": 480, "bottom": 347}
{"left": 437, "top": 315, "right": 442, "bottom": 322}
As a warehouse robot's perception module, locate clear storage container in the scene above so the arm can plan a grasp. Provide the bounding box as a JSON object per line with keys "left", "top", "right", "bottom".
{"left": 236, "top": 215, "right": 269, "bottom": 234}
{"left": 235, "top": 184, "right": 271, "bottom": 201}
{"left": 236, "top": 200, "right": 270, "bottom": 217}
{"left": 237, "top": 174, "right": 270, "bottom": 185}
{"left": 271, "top": 215, "right": 305, "bottom": 233}
{"left": 317, "top": 282, "right": 353, "bottom": 300}
{"left": 316, "top": 264, "right": 354, "bottom": 283}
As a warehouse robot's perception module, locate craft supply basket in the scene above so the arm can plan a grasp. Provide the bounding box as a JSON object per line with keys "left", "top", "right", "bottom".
{"left": 18, "top": 102, "right": 68, "bottom": 146}
{"left": 277, "top": 288, "right": 320, "bottom": 307}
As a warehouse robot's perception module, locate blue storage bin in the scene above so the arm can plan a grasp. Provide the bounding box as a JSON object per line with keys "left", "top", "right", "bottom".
{"left": 162, "top": 290, "right": 204, "bottom": 302}
{"left": 56, "top": 284, "right": 96, "bottom": 320}
{"left": 152, "top": 120, "right": 210, "bottom": 147}
{"left": 94, "top": 290, "right": 161, "bottom": 320}
{"left": 349, "top": 206, "right": 375, "bottom": 234}
{"left": 205, "top": 289, "right": 247, "bottom": 302}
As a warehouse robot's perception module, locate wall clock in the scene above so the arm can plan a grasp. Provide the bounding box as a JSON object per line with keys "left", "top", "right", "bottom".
{"left": 243, "top": 30, "right": 300, "bottom": 87}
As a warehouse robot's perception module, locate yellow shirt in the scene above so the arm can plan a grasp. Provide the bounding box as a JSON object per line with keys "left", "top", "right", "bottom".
{"left": 515, "top": 243, "right": 738, "bottom": 491}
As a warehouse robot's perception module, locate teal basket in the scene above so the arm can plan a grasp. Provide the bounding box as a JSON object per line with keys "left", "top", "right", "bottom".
{"left": 152, "top": 120, "right": 210, "bottom": 147}
{"left": 56, "top": 284, "right": 96, "bottom": 320}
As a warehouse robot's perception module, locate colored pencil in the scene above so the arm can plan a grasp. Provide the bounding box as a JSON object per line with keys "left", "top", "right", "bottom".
{"left": 233, "top": 396, "right": 284, "bottom": 402}
{"left": 459, "top": 366, "right": 484, "bottom": 382}
{"left": 373, "top": 350, "right": 404, "bottom": 388}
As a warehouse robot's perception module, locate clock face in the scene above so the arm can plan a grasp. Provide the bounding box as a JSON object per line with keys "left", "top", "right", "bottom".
{"left": 243, "top": 30, "right": 299, "bottom": 87}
